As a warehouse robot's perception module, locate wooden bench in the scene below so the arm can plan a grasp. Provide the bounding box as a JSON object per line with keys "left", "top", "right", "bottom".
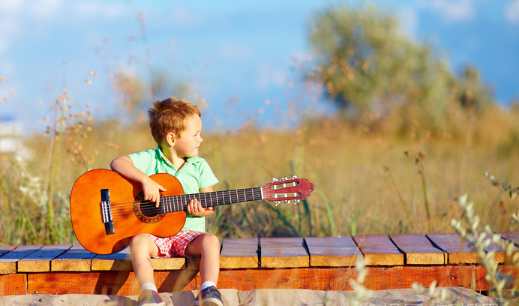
{"left": 1, "top": 232, "right": 518, "bottom": 296}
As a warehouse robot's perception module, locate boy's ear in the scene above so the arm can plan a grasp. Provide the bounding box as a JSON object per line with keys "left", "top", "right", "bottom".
{"left": 165, "top": 132, "right": 176, "bottom": 147}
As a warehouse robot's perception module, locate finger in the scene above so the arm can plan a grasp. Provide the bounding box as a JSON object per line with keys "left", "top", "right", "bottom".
{"left": 155, "top": 195, "right": 161, "bottom": 207}
{"left": 158, "top": 185, "right": 167, "bottom": 192}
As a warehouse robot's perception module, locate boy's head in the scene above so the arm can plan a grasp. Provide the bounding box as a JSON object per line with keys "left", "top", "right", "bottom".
{"left": 148, "top": 97, "right": 201, "bottom": 145}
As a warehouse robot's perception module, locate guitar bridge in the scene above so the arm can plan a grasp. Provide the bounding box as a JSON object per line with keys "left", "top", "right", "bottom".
{"left": 100, "top": 189, "right": 115, "bottom": 235}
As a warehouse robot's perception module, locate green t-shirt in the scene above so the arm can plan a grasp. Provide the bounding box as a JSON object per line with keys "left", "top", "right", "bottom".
{"left": 128, "top": 146, "right": 219, "bottom": 232}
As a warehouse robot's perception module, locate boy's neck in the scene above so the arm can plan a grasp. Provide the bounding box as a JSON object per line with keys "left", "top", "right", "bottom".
{"left": 160, "top": 145, "right": 187, "bottom": 170}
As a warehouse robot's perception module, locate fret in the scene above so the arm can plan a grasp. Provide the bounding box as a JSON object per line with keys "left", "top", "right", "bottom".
{"left": 225, "top": 191, "right": 232, "bottom": 205}
{"left": 160, "top": 187, "right": 264, "bottom": 213}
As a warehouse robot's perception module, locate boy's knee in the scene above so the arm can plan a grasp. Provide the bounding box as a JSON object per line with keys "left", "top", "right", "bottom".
{"left": 130, "top": 233, "right": 150, "bottom": 248}
{"left": 201, "top": 233, "right": 220, "bottom": 250}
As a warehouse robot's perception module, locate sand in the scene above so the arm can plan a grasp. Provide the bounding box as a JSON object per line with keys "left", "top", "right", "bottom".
{"left": 0, "top": 287, "right": 503, "bottom": 306}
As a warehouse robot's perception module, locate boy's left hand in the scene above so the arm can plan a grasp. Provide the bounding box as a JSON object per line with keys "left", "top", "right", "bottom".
{"left": 186, "top": 199, "right": 205, "bottom": 216}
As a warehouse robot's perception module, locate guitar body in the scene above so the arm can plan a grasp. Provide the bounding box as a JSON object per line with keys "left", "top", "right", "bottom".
{"left": 70, "top": 169, "right": 187, "bottom": 255}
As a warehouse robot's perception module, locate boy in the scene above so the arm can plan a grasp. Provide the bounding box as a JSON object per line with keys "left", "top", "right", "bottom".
{"left": 110, "top": 97, "right": 223, "bottom": 306}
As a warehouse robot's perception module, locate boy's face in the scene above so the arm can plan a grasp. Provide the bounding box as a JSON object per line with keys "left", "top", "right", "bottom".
{"left": 173, "top": 114, "right": 203, "bottom": 158}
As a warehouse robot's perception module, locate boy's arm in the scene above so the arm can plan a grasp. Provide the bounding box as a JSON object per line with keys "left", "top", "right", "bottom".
{"left": 186, "top": 185, "right": 215, "bottom": 217}
{"left": 110, "top": 156, "right": 166, "bottom": 207}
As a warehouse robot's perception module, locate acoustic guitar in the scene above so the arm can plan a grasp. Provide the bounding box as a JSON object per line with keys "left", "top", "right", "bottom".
{"left": 70, "top": 169, "right": 315, "bottom": 255}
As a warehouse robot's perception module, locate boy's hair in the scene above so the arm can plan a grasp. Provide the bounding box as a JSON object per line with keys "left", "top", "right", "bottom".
{"left": 148, "top": 97, "right": 201, "bottom": 144}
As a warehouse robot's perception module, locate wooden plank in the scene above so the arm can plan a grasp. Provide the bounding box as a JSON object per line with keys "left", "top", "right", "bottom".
{"left": 17, "top": 265, "right": 501, "bottom": 294}
{"left": 92, "top": 246, "right": 185, "bottom": 271}
{"left": 27, "top": 270, "right": 199, "bottom": 295}
{"left": 478, "top": 233, "right": 519, "bottom": 263}
{"left": 0, "top": 245, "right": 43, "bottom": 274}
{"left": 390, "top": 234, "right": 445, "bottom": 265}
{"left": 304, "top": 236, "right": 360, "bottom": 267}
{"left": 220, "top": 238, "right": 259, "bottom": 269}
{"left": 260, "top": 237, "right": 309, "bottom": 268}
{"left": 217, "top": 265, "right": 495, "bottom": 291}
{"left": 353, "top": 235, "right": 403, "bottom": 266}
{"left": 92, "top": 247, "right": 132, "bottom": 271}
{"left": 18, "top": 244, "right": 72, "bottom": 272}
{"left": 52, "top": 244, "right": 96, "bottom": 271}
{"left": 498, "top": 231, "right": 519, "bottom": 246}
{"left": 427, "top": 233, "right": 478, "bottom": 264}
{"left": 0, "top": 246, "right": 16, "bottom": 257}
{"left": 0, "top": 273, "right": 27, "bottom": 295}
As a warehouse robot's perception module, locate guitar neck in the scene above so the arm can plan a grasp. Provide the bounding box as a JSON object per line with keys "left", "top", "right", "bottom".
{"left": 160, "top": 187, "right": 263, "bottom": 214}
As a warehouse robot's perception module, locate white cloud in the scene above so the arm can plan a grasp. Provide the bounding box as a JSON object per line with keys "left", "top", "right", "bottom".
{"left": 27, "top": 0, "right": 62, "bottom": 19}
{"left": 0, "top": 0, "right": 24, "bottom": 13}
{"left": 421, "top": 0, "right": 476, "bottom": 22}
{"left": 505, "top": 0, "right": 519, "bottom": 24}
{"left": 69, "top": 2, "right": 125, "bottom": 20}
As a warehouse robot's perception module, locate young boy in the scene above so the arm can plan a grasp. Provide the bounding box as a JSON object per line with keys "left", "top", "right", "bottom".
{"left": 110, "top": 97, "right": 223, "bottom": 306}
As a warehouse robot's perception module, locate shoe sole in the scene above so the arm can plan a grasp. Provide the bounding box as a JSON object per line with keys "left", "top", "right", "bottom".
{"left": 201, "top": 297, "right": 223, "bottom": 306}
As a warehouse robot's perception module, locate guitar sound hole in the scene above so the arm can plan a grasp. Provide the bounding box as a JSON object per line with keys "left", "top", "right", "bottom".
{"left": 133, "top": 192, "right": 164, "bottom": 223}
{"left": 140, "top": 202, "right": 161, "bottom": 218}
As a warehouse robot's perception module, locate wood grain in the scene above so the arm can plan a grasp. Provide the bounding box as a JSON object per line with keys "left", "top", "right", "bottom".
{"left": 218, "top": 264, "right": 503, "bottom": 291}
{"left": 260, "top": 237, "right": 309, "bottom": 268}
{"left": 0, "top": 273, "right": 27, "bottom": 295}
{"left": 52, "top": 244, "right": 96, "bottom": 271}
{"left": 390, "top": 234, "right": 445, "bottom": 265}
{"left": 92, "top": 246, "right": 186, "bottom": 271}
{"left": 18, "top": 244, "right": 72, "bottom": 272}
{"left": 0, "top": 245, "right": 43, "bottom": 274}
{"left": 21, "top": 264, "right": 503, "bottom": 294}
{"left": 353, "top": 235, "right": 404, "bottom": 266}
{"left": 220, "top": 238, "right": 259, "bottom": 269}
{"left": 305, "top": 236, "right": 360, "bottom": 267}
{"left": 427, "top": 233, "right": 478, "bottom": 264}
{"left": 27, "top": 270, "right": 199, "bottom": 295}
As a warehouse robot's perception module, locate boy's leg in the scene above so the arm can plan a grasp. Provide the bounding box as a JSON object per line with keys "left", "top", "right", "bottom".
{"left": 130, "top": 233, "right": 160, "bottom": 287}
{"left": 184, "top": 233, "right": 220, "bottom": 284}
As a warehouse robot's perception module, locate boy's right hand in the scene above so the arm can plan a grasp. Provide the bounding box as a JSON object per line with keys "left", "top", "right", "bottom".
{"left": 142, "top": 177, "right": 167, "bottom": 207}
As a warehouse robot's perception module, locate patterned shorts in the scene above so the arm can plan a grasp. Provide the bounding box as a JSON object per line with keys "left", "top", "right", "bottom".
{"left": 146, "top": 230, "right": 206, "bottom": 258}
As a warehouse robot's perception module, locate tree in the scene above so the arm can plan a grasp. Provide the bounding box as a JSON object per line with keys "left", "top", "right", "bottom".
{"left": 306, "top": 5, "right": 494, "bottom": 133}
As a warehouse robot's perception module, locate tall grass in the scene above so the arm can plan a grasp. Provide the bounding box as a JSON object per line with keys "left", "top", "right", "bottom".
{"left": 1, "top": 97, "right": 518, "bottom": 245}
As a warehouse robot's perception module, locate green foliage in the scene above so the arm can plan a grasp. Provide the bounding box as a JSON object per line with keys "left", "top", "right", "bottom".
{"left": 307, "top": 5, "right": 494, "bottom": 135}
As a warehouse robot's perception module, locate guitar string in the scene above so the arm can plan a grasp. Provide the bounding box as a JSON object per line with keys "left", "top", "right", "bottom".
{"left": 107, "top": 189, "right": 262, "bottom": 207}
{"left": 107, "top": 191, "right": 264, "bottom": 217}
{"left": 108, "top": 192, "right": 263, "bottom": 211}
{"left": 107, "top": 190, "right": 262, "bottom": 208}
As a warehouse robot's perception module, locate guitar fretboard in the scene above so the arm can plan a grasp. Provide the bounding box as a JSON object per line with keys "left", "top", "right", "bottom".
{"left": 159, "top": 187, "right": 263, "bottom": 214}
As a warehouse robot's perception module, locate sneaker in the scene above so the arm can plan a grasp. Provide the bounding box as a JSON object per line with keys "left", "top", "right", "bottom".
{"left": 137, "top": 290, "right": 166, "bottom": 306}
{"left": 193, "top": 286, "right": 223, "bottom": 306}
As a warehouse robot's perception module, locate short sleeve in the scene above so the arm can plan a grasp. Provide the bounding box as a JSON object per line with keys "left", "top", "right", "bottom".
{"left": 198, "top": 158, "right": 218, "bottom": 189}
{"left": 127, "top": 149, "right": 156, "bottom": 175}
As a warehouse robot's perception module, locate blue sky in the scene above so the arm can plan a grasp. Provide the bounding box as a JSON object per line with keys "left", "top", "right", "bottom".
{"left": 0, "top": 0, "right": 518, "bottom": 134}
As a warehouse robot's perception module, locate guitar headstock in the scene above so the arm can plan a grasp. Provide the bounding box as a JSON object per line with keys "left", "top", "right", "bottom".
{"left": 262, "top": 176, "right": 315, "bottom": 206}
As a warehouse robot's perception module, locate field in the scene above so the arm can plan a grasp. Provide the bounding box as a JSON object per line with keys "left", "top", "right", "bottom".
{"left": 1, "top": 98, "right": 518, "bottom": 246}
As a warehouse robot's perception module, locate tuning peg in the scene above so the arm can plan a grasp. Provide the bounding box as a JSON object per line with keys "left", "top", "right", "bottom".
{"left": 274, "top": 201, "right": 281, "bottom": 206}
{"left": 271, "top": 178, "right": 279, "bottom": 183}
{"left": 279, "top": 177, "right": 286, "bottom": 181}
{"left": 293, "top": 199, "right": 300, "bottom": 204}
{"left": 291, "top": 175, "right": 298, "bottom": 179}
{"left": 284, "top": 200, "right": 290, "bottom": 204}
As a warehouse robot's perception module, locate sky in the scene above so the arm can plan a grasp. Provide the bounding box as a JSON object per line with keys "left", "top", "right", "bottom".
{"left": 0, "top": 0, "right": 518, "bottom": 134}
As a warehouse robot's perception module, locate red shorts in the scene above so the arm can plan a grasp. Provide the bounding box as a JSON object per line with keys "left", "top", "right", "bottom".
{"left": 146, "top": 230, "right": 205, "bottom": 258}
